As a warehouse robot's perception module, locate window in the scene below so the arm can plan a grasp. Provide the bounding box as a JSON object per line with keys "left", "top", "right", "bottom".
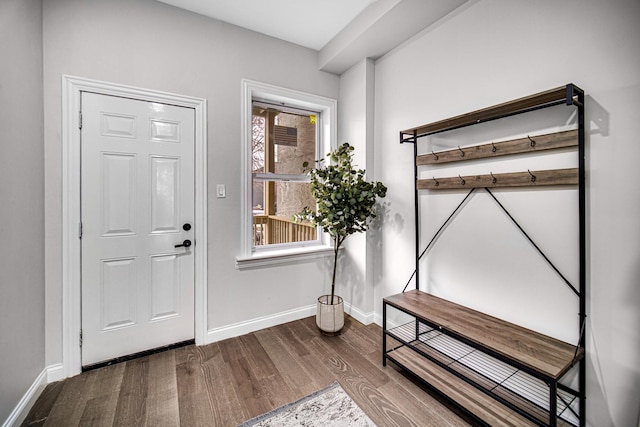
{"left": 251, "top": 102, "right": 318, "bottom": 246}
{"left": 238, "top": 80, "right": 337, "bottom": 267}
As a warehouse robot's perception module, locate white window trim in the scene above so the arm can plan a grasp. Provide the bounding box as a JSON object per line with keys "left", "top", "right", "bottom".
{"left": 238, "top": 79, "right": 337, "bottom": 269}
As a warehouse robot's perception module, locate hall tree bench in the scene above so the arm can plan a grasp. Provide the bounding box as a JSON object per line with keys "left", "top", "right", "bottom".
{"left": 383, "top": 84, "right": 587, "bottom": 426}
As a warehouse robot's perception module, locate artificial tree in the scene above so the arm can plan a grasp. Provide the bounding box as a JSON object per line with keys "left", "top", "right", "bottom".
{"left": 297, "top": 143, "right": 387, "bottom": 305}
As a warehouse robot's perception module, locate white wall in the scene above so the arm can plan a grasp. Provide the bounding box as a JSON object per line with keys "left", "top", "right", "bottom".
{"left": 0, "top": 0, "right": 46, "bottom": 422}
{"left": 42, "top": 0, "right": 339, "bottom": 366}
{"left": 338, "top": 59, "right": 378, "bottom": 320}
{"left": 373, "top": 0, "right": 640, "bottom": 426}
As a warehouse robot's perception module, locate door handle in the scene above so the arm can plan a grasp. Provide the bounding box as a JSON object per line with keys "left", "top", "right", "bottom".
{"left": 174, "top": 239, "right": 192, "bottom": 248}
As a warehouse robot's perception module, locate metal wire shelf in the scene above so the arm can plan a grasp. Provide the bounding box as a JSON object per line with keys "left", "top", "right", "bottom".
{"left": 387, "top": 321, "right": 579, "bottom": 426}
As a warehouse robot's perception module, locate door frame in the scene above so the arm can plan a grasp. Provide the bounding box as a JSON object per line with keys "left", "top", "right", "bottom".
{"left": 61, "top": 75, "right": 208, "bottom": 377}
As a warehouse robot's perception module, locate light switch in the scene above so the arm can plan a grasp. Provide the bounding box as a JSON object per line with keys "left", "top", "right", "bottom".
{"left": 216, "top": 184, "right": 226, "bottom": 198}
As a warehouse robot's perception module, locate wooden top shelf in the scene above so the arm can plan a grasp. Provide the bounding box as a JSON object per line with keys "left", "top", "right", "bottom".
{"left": 400, "top": 84, "right": 582, "bottom": 141}
{"left": 384, "top": 290, "right": 583, "bottom": 380}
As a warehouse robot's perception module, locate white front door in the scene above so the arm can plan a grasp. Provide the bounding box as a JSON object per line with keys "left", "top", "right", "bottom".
{"left": 81, "top": 92, "right": 195, "bottom": 367}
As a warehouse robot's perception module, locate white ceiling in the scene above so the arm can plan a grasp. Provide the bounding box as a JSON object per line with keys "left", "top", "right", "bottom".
{"left": 155, "top": 0, "right": 469, "bottom": 74}
{"left": 156, "top": 0, "right": 378, "bottom": 51}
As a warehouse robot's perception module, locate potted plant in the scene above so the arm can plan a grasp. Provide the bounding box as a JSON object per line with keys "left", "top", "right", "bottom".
{"left": 296, "top": 143, "right": 387, "bottom": 334}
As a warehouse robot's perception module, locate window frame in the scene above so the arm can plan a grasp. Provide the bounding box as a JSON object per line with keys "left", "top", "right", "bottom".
{"left": 237, "top": 80, "right": 337, "bottom": 269}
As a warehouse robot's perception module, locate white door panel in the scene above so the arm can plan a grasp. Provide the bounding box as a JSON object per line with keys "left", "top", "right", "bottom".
{"left": 81, "top": 92, "right": 195, "bottom": 366}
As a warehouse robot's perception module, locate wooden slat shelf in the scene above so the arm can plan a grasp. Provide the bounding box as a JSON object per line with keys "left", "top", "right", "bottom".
{"left": 417, "top": 130, "right": 578, "bottom": 166}
{"left": 418, "top": 168, "right": 578, "bottom": 190}
{"left": 385, "top": 290, "right": 583, "bottom": 380}
{"left": 388, "top": 346, "right": 576, "bottom": 427}
{"left": 388, "top": 346, "right": 539, "bottom": 427}
{"left": 400, "top": 85, "right": 580, "bottom": 140}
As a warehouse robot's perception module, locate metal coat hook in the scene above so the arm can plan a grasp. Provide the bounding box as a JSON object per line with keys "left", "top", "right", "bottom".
{"left": 432, "top": 177, "right": 439, "bottom": 187}
{"left": 490, "top": 172, "right": 497, "bottom": 184}
{"left": 528, "top": 169, "right": 536, "bottom": 182}
{"left": 457, "top": 146, "right": 465, "bottom": 157}
{"left": 491, "top": 142, "right": 497, "bottom": 153}
{"left": 432, "top": 151, "right": 439, "bottom": 160}
{"left": 528, "top": 135, "right": 536, "bottom": 147}
{"left": 458, "top": 175, "right": 466, "bottom": 185}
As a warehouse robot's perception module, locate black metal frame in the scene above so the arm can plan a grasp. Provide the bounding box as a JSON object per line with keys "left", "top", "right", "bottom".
{"left": 385, "top": 84, "right": 586, "bottom": 426}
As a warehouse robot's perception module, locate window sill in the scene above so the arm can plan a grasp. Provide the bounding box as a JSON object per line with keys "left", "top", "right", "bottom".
{"left": 235, "top": 245, "right": 334, "bottom": 270}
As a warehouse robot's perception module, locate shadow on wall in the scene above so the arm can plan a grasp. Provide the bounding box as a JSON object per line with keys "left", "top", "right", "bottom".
{"left": 623, "top": 256, "right": 640, "bottom": 426}
{"left": 586, "top": 95, "right": 610, "bottom": 137}
{"left": 370, "top": 201, "right": 399, "bottom": 293}
{"left": 584, "top": 90, "right": 640, "bottom": 427}
{"left": 585, "top": 92, "right": 613, "bottom": 426}
{"left": 585, "top": 316, "right": 640, "bottom": 427}
{"left": 587, "top": 324, "right": 615, "bottom": 427}
{"left": 338, "top": 250, "right": 365, "bottom": 312}
{"left": 334, "top": 200, "right": 393, "bottom": 312}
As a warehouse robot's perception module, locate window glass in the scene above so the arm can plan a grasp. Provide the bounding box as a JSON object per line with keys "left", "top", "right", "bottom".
{"left": 251, "top": 102, "right": 319, "bottom": 247}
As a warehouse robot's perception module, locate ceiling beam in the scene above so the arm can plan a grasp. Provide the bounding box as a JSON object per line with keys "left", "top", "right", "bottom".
{"left": 319, "top": 0, "right": 469, "bottom": 75}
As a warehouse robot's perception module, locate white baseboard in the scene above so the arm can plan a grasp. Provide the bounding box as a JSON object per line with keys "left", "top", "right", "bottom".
{"left": 2, "top": 364, "right": 65, "bottom": 427}
{"left": 373, "top": 312, "right": 384, "bottom": 327}
{"left": 46, "top": 363, "right": 64, "bottom": 383}
{"left": 206, "top": 304, "right": 317, "bottom": 344}
{"left": 344, "top": 302, "right": 375, "bottom": 326}
{"left": 205, "top": 301, "right": 377, "bottom": 344}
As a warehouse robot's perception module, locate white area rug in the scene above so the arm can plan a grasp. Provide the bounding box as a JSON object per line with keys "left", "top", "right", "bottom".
{"left": 237, "top": 381, "right": 377, "bottom": 427}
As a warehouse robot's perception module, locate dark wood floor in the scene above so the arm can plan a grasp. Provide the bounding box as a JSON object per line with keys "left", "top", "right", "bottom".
{"left": 23, "top": 316, "right": 473, "bottom": 426}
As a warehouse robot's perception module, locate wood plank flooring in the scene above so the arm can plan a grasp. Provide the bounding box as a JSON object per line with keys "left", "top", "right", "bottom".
{"left": 22, "top": 316, "right": 475, "bottom": 426}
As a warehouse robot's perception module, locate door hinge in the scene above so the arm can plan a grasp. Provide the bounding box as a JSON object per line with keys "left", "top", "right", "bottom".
{"left": 79, "top": 111, "right": 83, "bottom": 130}
{"left": 79, "top": 330, "right": 83, "bottom": 347}
{"left": 78, "top": 222, "right": 83, "bottom": 239}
